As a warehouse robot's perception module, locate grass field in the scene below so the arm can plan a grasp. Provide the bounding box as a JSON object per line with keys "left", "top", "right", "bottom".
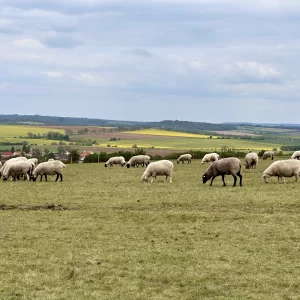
{"left": 0, "top": 125, "right": 65, "bottom": 137}
{"left": 1, "top": 158, "right": 300, "bottom": 299}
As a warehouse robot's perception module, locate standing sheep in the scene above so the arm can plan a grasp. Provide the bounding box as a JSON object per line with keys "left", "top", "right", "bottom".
{"left": 262, "top": 151, "right": 274, "bottom": 160}
{"left": 105, "top": 156, "right": 126, "bottom": 167}
{"left": 202, "top": 157, "right": 242, "bottom": 187}
{"left": 31, "top": 160, "right": 66, "bottom": 182}
{"left": 201, "top": 153, "right": 219, "bottom": 164}
{"left": 2, "top": 161, "right": 32, "bottom": 181}
{"left": 127, "top": 155, "right": 150, "bottom": 168}
{"left": 244, "top": 153, "right": 258, "bottom": 169}
{"left": 177, "top": 154, "right": 192, "bottom": 164}
{"left": 262, "top": 160, "right": 300, "bottom": 183}
{"left": 141, "top": 160, "right": 174, "bottom": 183}
{"left": 291, "top": 151, "right": 300, "bottom": 160}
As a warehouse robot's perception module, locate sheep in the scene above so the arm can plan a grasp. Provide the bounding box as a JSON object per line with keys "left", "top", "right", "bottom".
{"left": 244, "top": 152, "right": 258, "bottom": 169}
{"left": 126, "top": 155, "right": 150, "bottom": 168}
{"left": 28, "top": 158, "right": 39, "bottom": 166}
{"left": 202, "top": 157, "right": 242, "bottom": 187}
{"left": 48, "top": 158, "right": 55, "bottom": 161}
{"left": 0, "top": 156, "right": 28, "bottom": 177}
{"left": 262, "top": 160, "right": 300, "bottom": 183}
{"left": 201, "top": 153, "right": 219, "bottom": 164}
{"left": 262, "top": 151, "right": 274, "bottom": 160}
{"left": 2, "top": 161, "right": 32, "bottom": 181}
{"left": 31, "top": 160, "right": 66, "bottom": 182}
{"left": 141, "top": 160, "right": 174, "bottom": 183}
{"left": 291, "top": 151, "right": 300, "bottom": 160}
{"left": 104, "top": 156, "right": 126, "bottom": 167}
{"left": 177, "top": 154, "right": 192, "bottom": 164}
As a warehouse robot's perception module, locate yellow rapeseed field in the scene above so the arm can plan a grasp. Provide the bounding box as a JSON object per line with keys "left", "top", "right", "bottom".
{"left": 124, "top": 128, "right": 216, "bottom": 138}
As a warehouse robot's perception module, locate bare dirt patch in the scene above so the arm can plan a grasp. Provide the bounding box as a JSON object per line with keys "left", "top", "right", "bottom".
{"left": 214, "top": 131, "right": 259, "bottom": 137}
{"left": 0, "top": 203, "right": 70, "bottom": 211}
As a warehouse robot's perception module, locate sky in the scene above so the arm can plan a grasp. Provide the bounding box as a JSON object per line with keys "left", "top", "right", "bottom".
{"left": 1, "top": 0, "right": 300, "bottom": 123}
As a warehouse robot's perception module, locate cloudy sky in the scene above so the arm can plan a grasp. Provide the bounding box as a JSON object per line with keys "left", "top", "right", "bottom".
{"left": 1, "top": 0, "right": 300, "bottom": 123}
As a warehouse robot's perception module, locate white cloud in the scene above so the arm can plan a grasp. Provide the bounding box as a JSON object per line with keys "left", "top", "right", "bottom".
{"left": 13, "top": 38, "right": 43, "bottom": 49}
{"left": 41, "top": 72, "right": 62, "bottom": 77}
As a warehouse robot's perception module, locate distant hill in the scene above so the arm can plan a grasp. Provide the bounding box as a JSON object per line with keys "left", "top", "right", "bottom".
{"left": 0, "top": 114, "right": 299, "bottom": 132}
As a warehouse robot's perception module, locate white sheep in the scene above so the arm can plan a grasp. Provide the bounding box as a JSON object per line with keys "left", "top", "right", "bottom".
{"left": 177, "top": 154, "right": 192, "bottom": 164}
{"left": 105, "top": 156, "right": 126, "bottom": 167}
{"left": 2, "top": 161, "right": 32, "bottom": 181}
{"left": 291, "top": 151, "right": 300, "bottom": 160}
{"left": 262, "top": 160, "right": 300, "bottom": 183}
{"left": 0, "top": 156, "right": 28, "bottom": 177}
{"left": 28, "top": 158, "right": 39, "bottom": 166}
{"left": 202, "top": 157, "right": 242, "bottom": 186}
{"left": 127, "top": 155, "right": 150, "bottom": 168}
{"left": 262, "top": 151, "right": 274, "bottom": 160}
{"left": 201, "top": 153, "right": 219, "bottom": 164}
{"left": 141, "top": 160, "right": 174, "bottom": 183}
{"left": 32, "top": 160, "right": 66, "bottom": 182}
{"left": 244, "top": 152, "right": 258, "bottom": 169}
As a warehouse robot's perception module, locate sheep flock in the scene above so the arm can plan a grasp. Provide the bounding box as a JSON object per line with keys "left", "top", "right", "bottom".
{"left": 2, "top": 150, "right": 300, "bottom": 185}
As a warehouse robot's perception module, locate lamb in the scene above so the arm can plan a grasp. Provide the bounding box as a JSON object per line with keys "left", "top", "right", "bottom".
{"left": 2, "top": 161, "right": 32, "bottom": 181}
{"left": 177, "top": 154, "right": 192, "bottom": 164}
{"left": 31, "top": 160, "right": 66, "bottom": 182}
{"left": 201, "top": 153, "right": 219, "bottom": 164}
{"left": 262, "top": 151, "right": 274, "bottom": 160}
{"left": 262, "top": 160, "right": 300, "bottom": 183}
{"left": 202, "top": 157, "right": 242, "bottom": 186}
{"left": 291, "top": 151, "right": 300, "bottom": 160}
{"left": 126, "top": 155, "right": 150, "bottom": 168}
{"left": 244, "top": 152, "right": 258, "bottom": 169}
{"left": 105, "top": 156, "right": 126, "bottom": 167}
{"left": 141, "top": 160, "right": 174, "bottom": 183}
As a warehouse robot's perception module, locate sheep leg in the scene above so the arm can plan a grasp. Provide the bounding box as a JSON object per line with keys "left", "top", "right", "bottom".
{"left": 55, "top": 173, "right": 60, "bottom": 181}
{"left": 45, "top": 174, "right": 48, "bottom": 182}
{"left": 232, "top": 175, "right": 237, "bottom": 186}
{"left": 169, "top": 176, "right": 172, "bottom": 183}
{"left": 237, "top": 172, "right": 242, "bottom": 186}
{"left": 40, "top": 174, "right": 43, "bottom": 181}
{"left": 222, "top": 175, "right": 227, "bottom": 186}
{"left": 210, "top": 177, "right": 216, "bottom": 186}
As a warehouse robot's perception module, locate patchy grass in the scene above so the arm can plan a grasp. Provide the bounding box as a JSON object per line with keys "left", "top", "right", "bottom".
{"left": 0, "top": 158, "right": 300, "bottom": 299}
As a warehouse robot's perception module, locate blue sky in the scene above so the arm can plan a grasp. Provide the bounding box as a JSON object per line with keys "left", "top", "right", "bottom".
{"left": 1, "top": 0, "right": 300, "bottom": 123}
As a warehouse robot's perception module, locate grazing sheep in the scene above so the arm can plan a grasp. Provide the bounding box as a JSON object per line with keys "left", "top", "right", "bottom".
{"left": 105, "top": 156, "right": 126, "bottom": 167}
{"left": 177, "top": 154, "right": 192, "bottom": 164}
{"left": 202, "top": 157, "right": 242, "bottom": 187}
{"left": 201, "top": 153, "right": 219, "bottom": 164}
{"left": 48, "top": 158, "right": 55, "bottom": 161}
{"left": 31, "top": 160, "right": 66, "bottom": 182}
{"left": 28, "top": 158, "right": 39, "bottom": 166}
{"left": 127, "top": 155, "right": 150, "bottom": 168}
{"left": 291, "top": 151, "right": 300, "bottom": 160}
{"left": 244, "top": 153, "right": 258, "bottom": 169}
{"left": 262, "top": 160, "right": 300, "bottom": 183}
{"left": 141, "top": 160, "right": 174, "bottom": 183}
{"left": 0, "top": 156, "right": 28, "bottom": 176}
{"left": 2, "top": 161, "right": 32, "bottom": 181}
{"left": 262, "top": 151, "right": 274, "bottom": 160}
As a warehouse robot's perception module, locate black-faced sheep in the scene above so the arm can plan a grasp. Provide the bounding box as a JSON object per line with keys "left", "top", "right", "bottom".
{"left": 291, "top": 151, "right": 300, "bottom": 160}
{"left": 31, "top": 160, "right": 66, "bottom": 182}
{"left": 262, "top": 160, "right": 300, "bottom": 183}
{"left": 105, "top": 156, "right": 126, "bottom": 167}
{"left": 177, "top": 154, "right": 192, "bottom": 164}
{"left": 127, "top": 155, "right": 150, "bottom": 168}
{"left": 262, "top": 151, "right": 274, "bottom": 160}
{"left": 141, "top": 160, "right": 174, "bottom": 183}
{"left": 202, "top": 157, "right": 242, "bottom": 187}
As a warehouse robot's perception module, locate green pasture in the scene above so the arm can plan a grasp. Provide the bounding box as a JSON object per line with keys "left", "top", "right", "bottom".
{"left": 0, "top": 158, "right": 300, "bottom": 299}
{"left": 86, "top": 137, "right": 281, "bottom": 151}
{"left": 0, "top": 125, "right": 65, "bottom": 138}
